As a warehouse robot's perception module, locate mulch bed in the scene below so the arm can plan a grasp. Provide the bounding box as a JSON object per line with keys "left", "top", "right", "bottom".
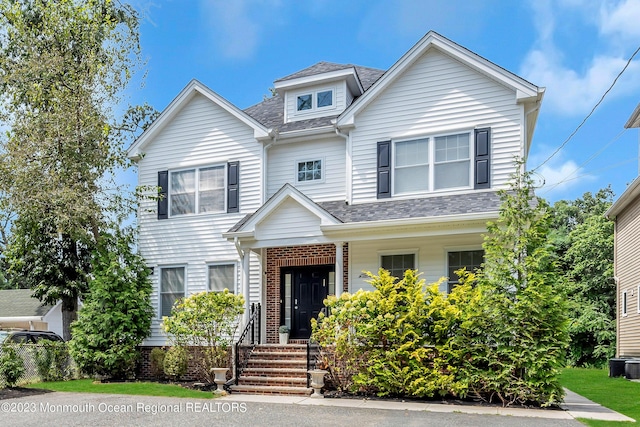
{"left": 0, "top": 387, "right": 52, "bottom": 400}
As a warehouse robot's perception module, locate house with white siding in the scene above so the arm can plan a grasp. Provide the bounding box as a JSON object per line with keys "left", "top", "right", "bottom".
{"left": 127, "top": 31, "right": 544, "bottom": 349}
{"left": 605, "top": 103, "right": 640, "bottom": 359}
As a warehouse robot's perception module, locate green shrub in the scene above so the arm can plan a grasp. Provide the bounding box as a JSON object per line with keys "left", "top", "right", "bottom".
{"left": 163, "top": 346, "right": 188, "bottom": 381}
{"left": 163, "top": 290, "right": 244, "bottom": 383}
{"left": 69, "top": 230, "right": 154, "bottom": 380}
{"left": 149, "top": 348, "right": 166, "bottom": 380}
{"left": 0, "top": 344, "right": 25, "bottom": 387}
{"left": 35, "top": 341, "right": 71, "bottom": 382}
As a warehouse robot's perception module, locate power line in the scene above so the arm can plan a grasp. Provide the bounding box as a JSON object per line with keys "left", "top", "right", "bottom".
{"left": 540, "top": 157, "right": 635, "bottom": 196}
{"left": 537, "top": 128, "right": 626, "bottom": 194}
{"left": 532, "top": 44, "right": 640, "bottom": 172}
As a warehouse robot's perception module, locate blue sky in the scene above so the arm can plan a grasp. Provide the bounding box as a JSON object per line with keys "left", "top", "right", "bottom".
{"left": 124, "top": 0, "right": 640, "bottom": 204}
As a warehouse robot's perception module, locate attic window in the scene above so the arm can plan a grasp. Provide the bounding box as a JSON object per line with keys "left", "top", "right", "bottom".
{"left": 297, "top": 94, "right": 312, "bottom": 111}
{"left": 317, "top": 90, "right": 333, "bottom": 108}
{"left": 297, "top": 160, "right": 322, "bottom": 182}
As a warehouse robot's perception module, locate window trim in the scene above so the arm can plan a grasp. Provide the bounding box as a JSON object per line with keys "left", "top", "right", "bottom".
{"left": 293, "top": 87, "right": 336, "bottom": 115}
{"left": 207, "top": 262, "right": 238, "bottom": 294}
{"left": 378, "top": 249, "right": 419, "bottom": 278}
{"left": 622, "top": 289, "right": 628, "bottom": 317}
{"left": 159, "top": 265, "right": 187, "bottom": 319}
{"left": 392, "top": 131, "right": 473, "bottom": 196}
{"left": 168, "top": 164, "right": 227, "bottom": 217}
{"left": 295, "top": 157, "right": 325, "bottom": 184}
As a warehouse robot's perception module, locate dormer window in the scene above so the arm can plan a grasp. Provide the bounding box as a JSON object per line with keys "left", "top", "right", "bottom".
{"left": 295, "top": 88, "right": 334, "bottom": 112}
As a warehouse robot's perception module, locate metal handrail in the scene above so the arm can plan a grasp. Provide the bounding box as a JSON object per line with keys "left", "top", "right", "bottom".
{"left": 306, "top": 339, "right": 319, "bottom": 387}
{"left": 234, "top": 303, "right": 261, "bottom": 385}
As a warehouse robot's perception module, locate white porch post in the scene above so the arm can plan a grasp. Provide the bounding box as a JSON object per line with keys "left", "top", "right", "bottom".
{"left": 242, "top": 249, "right": 251, "bottom": 327}
{"left": 335, "top": 242, "right": 344, "bottom": 297}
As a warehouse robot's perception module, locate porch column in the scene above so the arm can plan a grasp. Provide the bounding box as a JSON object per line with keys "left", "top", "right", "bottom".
{"left": 335, "top": 242, "right": 343, "bottom": 297}
{"left": 242, "top": 249, "right": 251, "bottom": 326}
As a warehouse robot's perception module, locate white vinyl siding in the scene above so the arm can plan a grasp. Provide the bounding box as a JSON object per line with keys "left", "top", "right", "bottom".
{"left": 136, "top": 93, "right": 263, "bottom": 345}
{"left": 267, "top": 137, "right": 346, "bottom": 201}
{"left": 350, "top": 49, "right": 523, "bottom": 203}
{"left": 255, "top": 198, "right": 322, "bottom": 241}
{"left": 349, "top": 234, "right": 484, "bottom": 293}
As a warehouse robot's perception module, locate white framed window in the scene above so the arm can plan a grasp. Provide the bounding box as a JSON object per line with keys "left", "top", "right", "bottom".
{"left": 380, "top": 251, "right": 417, "bottom": 279}
{"left": 295, "top": 88, "right": 335, "bottom": 113}
{"left": 297, "top": 159, "right": 323, "bottom": 182}
{"left": 160, "top": 266, "right": 185, "bottom": 318}
{"left": 393, "top": 132, "right": 471, "bottom": 195}
{"left": 447, "top": 249, "right": 484, "bottom": 293}
{"left": 169, "top": 165, "right": 225, "bottom": 216}
{"left": 622, "top": 289, "right": 628, "bottom": 317}
{"left": 208, "top": 263, "right": 237, "bottom": 293}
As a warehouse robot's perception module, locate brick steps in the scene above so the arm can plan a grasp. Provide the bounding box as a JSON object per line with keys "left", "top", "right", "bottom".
{"left": 231, "top": 344, "right": 312, "bottom": 396}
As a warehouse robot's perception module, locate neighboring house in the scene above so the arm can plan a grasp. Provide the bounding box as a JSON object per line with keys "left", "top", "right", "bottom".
{"left": 605, "top": 103, "right": 640, "bottom": 358}
{"left": 0, "top": 289, "right": 65, "bottom": 337}
{"left": 128, "top": 31, "right": 545, "bottom": 345}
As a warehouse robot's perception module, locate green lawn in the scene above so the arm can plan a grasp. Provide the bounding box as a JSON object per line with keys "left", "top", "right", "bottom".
{"left": 561, "top": 368, "right": 639, "bottom": 427}
{"left": 25, "top": 379, "right": 217, "bottom": 399}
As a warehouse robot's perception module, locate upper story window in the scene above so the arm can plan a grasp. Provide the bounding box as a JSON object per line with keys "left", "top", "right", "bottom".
{"left": 394, "top": 132, "right": 471, "bottom": 195}
{"left": 170, "top": 165, "right": 225, "bottom": 216}
{"left": 297, "top": 159, "right": 322, "bottom": 182}
{"left": 295, "top": 88, "right": 334, "bottom": 112}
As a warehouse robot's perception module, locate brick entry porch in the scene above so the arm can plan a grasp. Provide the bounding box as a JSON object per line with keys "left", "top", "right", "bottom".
{"left": 265, "top": 243, "right": 348, "bottom": 343}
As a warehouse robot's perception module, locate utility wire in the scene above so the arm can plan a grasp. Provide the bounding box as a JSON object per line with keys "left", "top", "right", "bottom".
{"left": 540, "top": 157, "right": 635, "bottom": 195}
{"left": 538, "top": 128, "right": 626, "bottom": 193}
{"left": 532, "top": 44, "right": 640, "bottom": 172}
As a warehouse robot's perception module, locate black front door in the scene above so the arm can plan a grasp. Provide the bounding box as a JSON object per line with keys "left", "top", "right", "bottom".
{"left": 281, "top": 265, "right": 332, "bottom": 339}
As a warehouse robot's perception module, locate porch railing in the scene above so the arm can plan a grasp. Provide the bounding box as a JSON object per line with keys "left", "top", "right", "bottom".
{"left": 234, "top": 303, "right": 261, "bottom": 385}
{"left": 306, "top": 339, "right": 320, "bottom": 387}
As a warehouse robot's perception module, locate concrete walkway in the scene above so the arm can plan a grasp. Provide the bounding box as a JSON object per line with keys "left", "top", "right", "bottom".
{"left": 218, "top": 387, "right": 634, "bottom": 422}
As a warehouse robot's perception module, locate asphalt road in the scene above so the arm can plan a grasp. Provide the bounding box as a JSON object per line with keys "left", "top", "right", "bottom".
{"left": 1, "top": 392, "right": 584, "bottom": 427}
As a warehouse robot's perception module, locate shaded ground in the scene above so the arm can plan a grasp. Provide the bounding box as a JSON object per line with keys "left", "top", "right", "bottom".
{"left": 0, "top": 387, "right": 52, "bottom": 400}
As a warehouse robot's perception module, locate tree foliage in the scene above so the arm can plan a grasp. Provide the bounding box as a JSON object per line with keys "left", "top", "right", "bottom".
{"left": 163, "top": 290, "right": 244, "bottom": 383}
{"left": 312, "top": 164, "right": 569, "bottom": 406}
{"left": 549, "top": 188, "right": 615, "bottom": 366}
{"left": 0, "top": 0, "right": 149, "bottom": 339}
{"left": 69, "top": 229, "right": 153, "bottom": 380}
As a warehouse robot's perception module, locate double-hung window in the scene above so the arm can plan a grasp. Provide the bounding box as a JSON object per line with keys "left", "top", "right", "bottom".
{"left": 160, "top": 267, "right": 185, "bottom": 317}
{"left": 170, "top": 165, "right": 225, "bottom": 216}
{"left": 208, "top": 263, "right": 236, "bottom": 293}
{"left": 381, "top": 253, "right": 416, "bottom": 279}
{"left": 447, "top": 250, "right": 484, "bottom": 293}
{"left": 394, "top": 132, "right": 471, "bottom": 195}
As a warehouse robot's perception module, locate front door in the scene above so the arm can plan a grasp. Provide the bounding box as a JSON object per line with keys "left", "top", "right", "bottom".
{"left": 281, "top": 265, "right": 333, "bottom": 339}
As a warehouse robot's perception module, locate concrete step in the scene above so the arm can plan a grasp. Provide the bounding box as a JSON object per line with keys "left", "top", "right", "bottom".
{"left": 230, "top": 384, "right": 313, "bottom": 396}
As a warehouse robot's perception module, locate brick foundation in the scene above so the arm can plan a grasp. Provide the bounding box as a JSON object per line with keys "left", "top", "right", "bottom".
{"left": 137, "top": 346, "right": 232, "bottom": 382}
{"left": 265, "top": 243, "right": 348, "bottom": 343}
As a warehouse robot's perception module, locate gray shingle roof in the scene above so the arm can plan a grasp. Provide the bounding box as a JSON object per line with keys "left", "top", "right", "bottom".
{"left": 318, "top": 191, "right": 503, "bottom": 223}
{"left": 0, "top": 289, "right": 53, "bottom": 317}
{"left": 244, "top": 62, "right": 385, "bottom": 133}
{"left": 228, "top": 191, "right": 502, "bottom": 234}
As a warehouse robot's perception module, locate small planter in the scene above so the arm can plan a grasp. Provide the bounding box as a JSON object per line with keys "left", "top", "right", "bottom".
{"left": 308, "top": 369, "right": 328, "bottom": 398}
{"left": 211, "top": 367, "right": 228, "bottom": 387}
{"left": 278, "top": 325, "right": 290, "bottom": 344}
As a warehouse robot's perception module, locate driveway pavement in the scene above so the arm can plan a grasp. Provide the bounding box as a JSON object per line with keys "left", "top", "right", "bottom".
{"left": 0, "top": 390, "right": 604, "bottom": 427}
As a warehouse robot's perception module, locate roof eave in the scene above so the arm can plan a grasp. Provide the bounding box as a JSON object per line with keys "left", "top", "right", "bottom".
{"left": 625, "top": 103, "right": 640, "bottom": 129}
{"left": 605, "top": 177, "right": 640, "bottom": 219}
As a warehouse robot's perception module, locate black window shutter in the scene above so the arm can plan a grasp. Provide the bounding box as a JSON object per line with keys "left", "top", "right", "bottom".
{"left": 377, "top": 141, "right": 391, "bottom": 199}
{"left": 158, "top": 171, "right": 168, "bottom": 220}
{"left": 227, "top": 161, "right": 240, "bottom": 213}
{"left": 474, "top": 128, "right": 490, "bottom": 189}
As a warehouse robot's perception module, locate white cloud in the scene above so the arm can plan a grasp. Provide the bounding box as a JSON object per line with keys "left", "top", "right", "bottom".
{"left": 199, "top": 0, "right": 283, "bottom": 61}
{"left": 534, "top": 159, "right": 596, "bottom": 197}
{"left": 522, "top": 0, "right": 640, "bottom": 116}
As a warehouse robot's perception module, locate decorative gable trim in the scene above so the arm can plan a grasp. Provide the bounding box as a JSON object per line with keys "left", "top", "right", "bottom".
{"left": 336, "top": 31, "right": 544, "bottom": 129}
{"left": 223, "top": 183, "right": 342, "bottom": 238}
{"left": 127, "top": 79, "right": 271, "bottom": 160}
